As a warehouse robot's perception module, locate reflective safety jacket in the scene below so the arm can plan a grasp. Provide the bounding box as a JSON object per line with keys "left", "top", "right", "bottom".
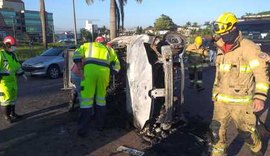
{"left": 185, "top": 43, "right": 209, "bottom": 65}
{"left": 0, "top": 49, "right": 22, "bottom": 82}
{"left": 73, "top": 42, "right": 120, "bottom": 72}
{"left": 212, "top": 36, "right": 270, "bottom": 104}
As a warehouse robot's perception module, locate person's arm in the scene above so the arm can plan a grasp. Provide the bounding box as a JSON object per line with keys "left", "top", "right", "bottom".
{"left": 73, "top": 44, "right": 86, "bottom": 72}
{"left": 109, "top": 48, "right": 121, "bottom": 73}
{"left": 212, "top": 50, "right": 221, "bottom": 102}
{"left": 0, "top": 53, "right": 10, "bottom": 78}
{"left": 244, "top": 41, "right": 270, "bottom": 112}
{"left": 202, "top": 48, "right": 210, "bottom": 63}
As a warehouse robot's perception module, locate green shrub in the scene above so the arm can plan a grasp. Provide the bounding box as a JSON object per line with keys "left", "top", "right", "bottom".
{"left": 16, "top": 46, "right": 45, "bottom": 61}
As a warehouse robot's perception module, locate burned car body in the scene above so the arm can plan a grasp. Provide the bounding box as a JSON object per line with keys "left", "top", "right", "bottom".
{"left": 110, "top": 32, "right": 186, "bottom": 142}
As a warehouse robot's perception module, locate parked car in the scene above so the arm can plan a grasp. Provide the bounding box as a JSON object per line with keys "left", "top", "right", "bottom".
{"left": 22, "top": 46, "right": 76, "bottom": 79}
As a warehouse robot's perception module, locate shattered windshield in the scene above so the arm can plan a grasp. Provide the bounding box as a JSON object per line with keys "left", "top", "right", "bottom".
{"left": 237, "top": 21, "right": 270, "bottom": 41}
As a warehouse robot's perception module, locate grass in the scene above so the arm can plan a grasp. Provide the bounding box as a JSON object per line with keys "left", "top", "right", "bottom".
{"left": 16, "top": 46, "right": 45, "bottom": 61}
{"left": 16, "top": 42, "right": 69, "bottom": 61}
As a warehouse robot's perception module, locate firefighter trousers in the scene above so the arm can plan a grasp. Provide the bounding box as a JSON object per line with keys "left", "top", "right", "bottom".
{"left": 188, "top": 64, "right": 203, "bottom": 87}
{"left": 210, "top": 102, "right": 261, "bottom": 156}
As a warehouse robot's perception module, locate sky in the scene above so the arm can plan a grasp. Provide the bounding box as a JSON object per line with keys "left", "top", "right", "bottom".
{"left": 23, "top": 0, "right": 270, "bottom": 33}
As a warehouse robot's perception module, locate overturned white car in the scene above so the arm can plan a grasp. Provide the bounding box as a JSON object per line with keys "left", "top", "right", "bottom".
{"left": 110, "top": 32, "right": 187, "bottom": 143}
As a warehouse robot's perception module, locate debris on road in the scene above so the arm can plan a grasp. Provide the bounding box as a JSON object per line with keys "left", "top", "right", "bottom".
{"left": 116, "top": 145, "right": 145, "bottom": 156}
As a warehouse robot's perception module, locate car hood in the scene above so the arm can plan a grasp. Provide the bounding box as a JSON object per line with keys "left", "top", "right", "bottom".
{"left": 23, "top": 56, "right": 60, "bottom": 65}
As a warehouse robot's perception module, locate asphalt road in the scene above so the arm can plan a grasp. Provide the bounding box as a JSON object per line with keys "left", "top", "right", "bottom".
{"left": 0, "top": 67, "right": 270, "bottom": 156}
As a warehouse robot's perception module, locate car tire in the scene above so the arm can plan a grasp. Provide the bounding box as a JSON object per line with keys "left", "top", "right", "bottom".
{"left": 47, "top": 65, "right": 60, "bottom": 79}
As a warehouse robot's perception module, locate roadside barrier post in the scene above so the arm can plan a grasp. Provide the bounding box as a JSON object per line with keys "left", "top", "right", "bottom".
{"left": 63, "top": 49, "right": 75, "bottom": 89}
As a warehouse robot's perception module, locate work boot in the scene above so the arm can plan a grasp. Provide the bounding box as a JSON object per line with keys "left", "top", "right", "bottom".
{"left": 77, "top": 108, "right": 93, "bottom": 138}
{"left": 96, "top": 105, "right": 106, "bottom": 131}
{"left": 1, "top": 106, "right": 13, "bottom": 123}
{"left": 10, "top": 105, "right": 22, "bottom": 120}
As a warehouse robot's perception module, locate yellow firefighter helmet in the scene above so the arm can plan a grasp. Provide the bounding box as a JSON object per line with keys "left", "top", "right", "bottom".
{"left": 213, "top": 12, "right": 238, "bottom": 34}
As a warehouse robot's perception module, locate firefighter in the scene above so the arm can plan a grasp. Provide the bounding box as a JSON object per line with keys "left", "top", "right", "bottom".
{"left": 0, "top": 36, "right": 24, "bottom": 123}
{"left": 185, "top": 36, "right": 209, "bottom": 91}
{"left": 73, "top": 36, "right": 120, "bottom": 137}
{"left": 209, "top": 12, "right": 270, "bottom": 156}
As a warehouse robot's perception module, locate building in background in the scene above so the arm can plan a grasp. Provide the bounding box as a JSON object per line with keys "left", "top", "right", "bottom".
{"left": 23, "top": 10, "right": 54, "bottom": 42}
{"left": 85, "top": 20, "right": 98, "bottom": 35}
{"left": 0, "top": 0, "right": 24, "bottom": 12}
{"left": 0, "top": 0, "right": 54, "bottom": 42}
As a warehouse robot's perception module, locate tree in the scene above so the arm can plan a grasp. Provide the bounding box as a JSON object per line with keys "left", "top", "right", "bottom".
{"left": 245, "top": 11, "right": 270, "bottom": 15}
{"left": 80, "top": 28, "right": 92, "bottom": 42}
{"left": 85, "top": 0, "right": 142, "bottom": 39}
{"left": 257, "top": 11, "right": 270, "bottom": 15}
{"left": 136, "top": 26, "right": 143, "bottom": 34}
{"left": 185, "top": 21, "right": 191, "bottom": 27}
{"left": 99, "top": 25, "right": 109, "bottom": 35}
{"left": 204, "top": 21, "right": 211, "bottom": 26}
{"left": 117, "top": 0, "right": 142, "bottom": 31}
{"left": 192, "top": 22, "right": 198, "bottom": 27}
{"left": 85, "top": 0, "right": 116, "bottom": 39}
{"left": 40, "top": 0, "right": 47, "bottom": 48}
{"left": 154, "top": 14, "right": 176, "bottom": 31}
{"left": 245, "top": 12, "right": 254, "bottom": 16}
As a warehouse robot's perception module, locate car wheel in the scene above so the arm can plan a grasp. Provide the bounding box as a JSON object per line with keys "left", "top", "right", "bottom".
{"left": 47, "top": 65, "right": 60, "bottom": 79}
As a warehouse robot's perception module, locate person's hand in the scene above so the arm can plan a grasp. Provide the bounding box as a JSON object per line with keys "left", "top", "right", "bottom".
{"left": 253, "top": 99, "right": 265, "bottom": 112}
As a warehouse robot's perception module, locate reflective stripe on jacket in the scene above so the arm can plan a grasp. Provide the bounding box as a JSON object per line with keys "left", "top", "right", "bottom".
{"left": 73, "top": 42, "right": 120, "bottom": 72}
{"left": 213, "top": 36, "right": 270, "bottom": 103}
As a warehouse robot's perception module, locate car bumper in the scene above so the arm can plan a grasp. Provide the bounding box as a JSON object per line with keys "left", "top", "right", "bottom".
{"left": 22, "top": 67, "right": 47, "bottom": 76}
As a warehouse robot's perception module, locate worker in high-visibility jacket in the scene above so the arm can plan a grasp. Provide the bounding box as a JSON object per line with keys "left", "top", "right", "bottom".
{"left": 0, "top": 36, "right": 24, "bottom": 123}
{"left": 73, "top": 36, "right": 120, "bottom": 137}
{"left": 185, "top": 36, "right": 209, "bottom": 91}
{"left": 210, "top": 12, "right": 270, "bottom": 156}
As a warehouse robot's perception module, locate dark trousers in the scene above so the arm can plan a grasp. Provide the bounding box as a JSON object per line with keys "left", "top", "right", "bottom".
{"left": 188, "top": 65, "right": 203, "bottom": 87}
{"left": 77, "top": 105, "right": 106, "bottom": 135}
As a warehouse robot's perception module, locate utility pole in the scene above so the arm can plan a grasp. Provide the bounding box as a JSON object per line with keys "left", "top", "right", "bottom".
{"left": 72, "top": 0, "right": 78, "bottom": 45}
{"left": 52, "top": 25, "right": 56, "bottom": 43}
{"left": 12, "top": 16, "right": 16, "bottom": 38}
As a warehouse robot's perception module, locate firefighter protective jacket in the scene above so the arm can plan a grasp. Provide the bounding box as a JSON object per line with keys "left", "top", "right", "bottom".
{"left": 212, "top": 35, "right": 270, "bottom": 104}
{"left": 185, "top": 43, "right": 209, "bottom": 65}
{"left": 73, "top": 42, "right": 120, "bottom": 72}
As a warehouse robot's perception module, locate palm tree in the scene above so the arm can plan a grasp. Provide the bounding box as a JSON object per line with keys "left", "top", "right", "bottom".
{"left": 109, "top": 0, "right": 117, "bottom": 39}
{"left": 85, "top": 0, "right": 142, "bottom": 39}
{"left": 40, "top": 0, "right": 47, "bottom": 48}
{"left": 117, "top": 0, "right": 142, "bottom": 32}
